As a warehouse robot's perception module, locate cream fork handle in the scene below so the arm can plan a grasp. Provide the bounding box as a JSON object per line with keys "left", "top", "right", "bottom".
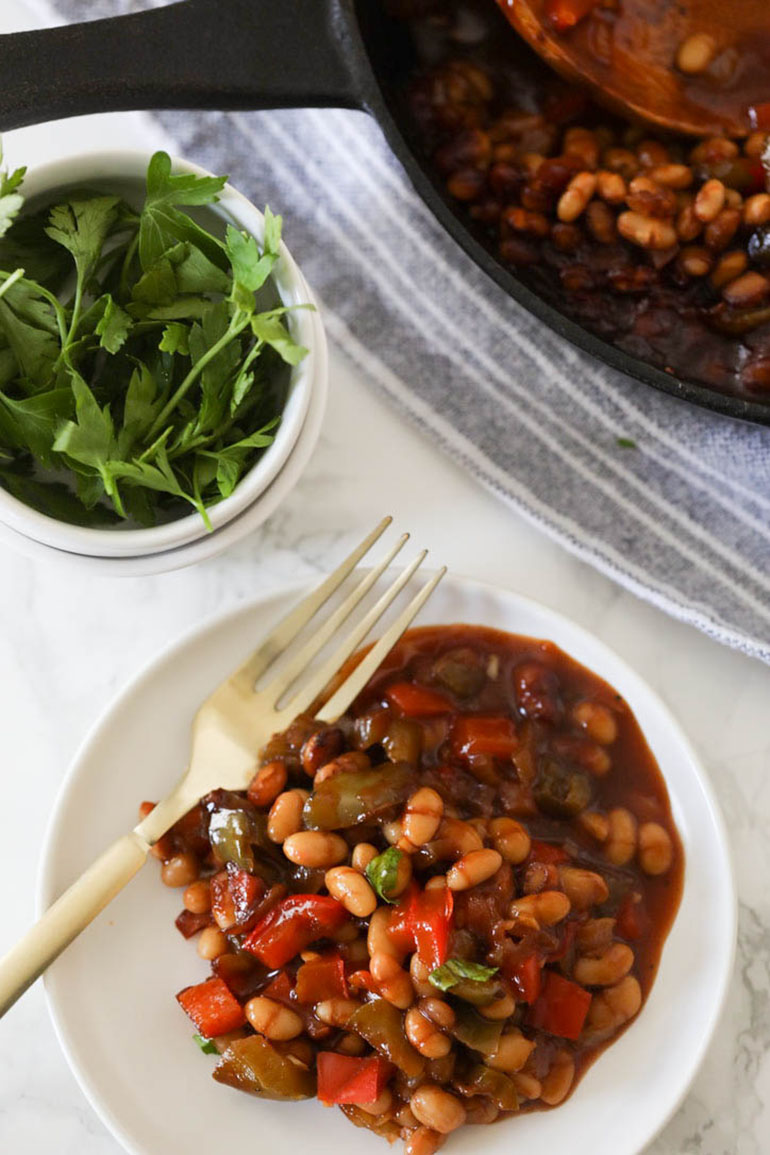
{"left": 0, "top": 832, "right": 149, "bottom": 1018}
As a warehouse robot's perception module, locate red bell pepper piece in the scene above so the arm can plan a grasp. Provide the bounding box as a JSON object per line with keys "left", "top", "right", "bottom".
{"left": 412, "top": 885, "right": 454, "bottom": 970}
{"left": 392, "top": 882, "right": 454, "bottom": 972}
{"left": 176, "top": 976, "right": 246, "bottom": 1037}
{"left": 548, "top": 919, "right": 577, "bottom": 963}
{"left": 347, "top": 969, "right": 380, "bottom": 994}
{"left": 616, "top": 893, "right": 648, "bottom": 941}
{"left": 317, "top": 1053, "right": 392, "bottom": 1105}
{"left": 529, "top": 971, "right": 591, "bottom": 1041}
{"left": 243, "top": 895, "right": 348, "bottom": 968}
{"left": 385, "top": 681, "right": 453, "bottom": 717}
{"left": 262, "top": 971, "right": 295, "bottom": 1003}
{"left": 526, "top": 839, "right": 570, "bottom": 866}
{"left": 510, "top": 953, "right": 542, "bottom": 1004}
{"left": 546, "top": 0, "right": 601, "bottom": 33}
{"left": 452, "top": 715, "right": 519, "bottom": 759}
{"left": 227, "top": 864, "right": 265, "bottom": 926}
{"left": 296, "top": 954, "right": 349, "bottom": 1004}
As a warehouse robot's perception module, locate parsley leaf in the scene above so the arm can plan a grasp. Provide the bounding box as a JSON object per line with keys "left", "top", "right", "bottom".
{"left": 616, "top": 437, "right": 637, "bottom": 449}
{"left": 250, "top": 313, "right": 308, "bottom": 365}
{"left": 193, "top": 1034, "right": 219, "bottom": 1056}
{"left": 0, "top": 189, "right": 24, "bottom": 240}
{"left": 0, "top": 142, "right": 25, "bottom": 239}
{"left": 139, "top": 151, "right": 227, "bottom": 272}
{"left": 0, "top": 209, "right": 72, "bottom": 288}
{"left": 0, "top": 387, "right": 72, "bottom": 462}
{"left": 174, "top": 242, "right": 230, "bottom": 296}
{"left": 0, "top": 281, "right": 61, "bottom": 387}
{"left": 188, "top": 300, "right": 241, "bottom": 434}
{"left": 94, "top": 295, "right": 133, "bottom": 354}
{"left": 111, "top": 443, "right": 209, "bottom": 528}
{"left": 46, "top": 196, "right": 123, "bottom": 346}
{"left": 131, "top": 255, "right": 178, "bottom": 307}
{"left": 159, "top": 322, "right": 190, "bottom": 356}
{"left": 199, "top": 417, "right": 279, "bottom": 499}
{"left": 135, "top": 296, "right": 212, "bottom": 322}
{"left": 226, "top": 223, "right": 278, "bottom": 295}
{"left": 118, "top": 362, "right": 158, "bottom": 454}
{"left": 365, "top": 847, "right": 403, "bottom": 904}
{"left": 263, "top": 205, "right": 282, "bottom": 257}
{"left": 53, "top": 367, "right": 120, "bottom": 515}
{"left": 45, "top": 196, "right": 120, "bottom": 284}
{"left": 0, "top": 464, "right": 119, "bottom": 526}
{"left": 229, "top": 366, "right": 256, "bottom": 415}
{"left": 429, "top": 959, "right": 500, "bottom": 992}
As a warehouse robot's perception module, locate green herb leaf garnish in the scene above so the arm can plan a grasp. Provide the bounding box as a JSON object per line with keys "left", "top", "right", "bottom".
{"left": 0, "top": 146, "right": 309, "bottom": 529}
{"left": 429, "top": 958, "right": 500, "bottom": 992}
{"left": 193, "top": 1034, "right": 219, "bottom": 1055}
{"left": 0, "top": 142, "right": 26, "bottom": 240}
{"left": 366, "top": 846, "right": 403, "bottom": 904}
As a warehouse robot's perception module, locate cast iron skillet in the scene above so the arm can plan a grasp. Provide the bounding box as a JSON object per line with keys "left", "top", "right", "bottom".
{"left": 1, "top": 0, "right": 768, "bottom": 426}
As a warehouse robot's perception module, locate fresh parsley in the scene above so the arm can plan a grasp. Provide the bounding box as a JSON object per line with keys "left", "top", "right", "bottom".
{"left": 193, "top": 1033, "right": 219, "bottom": 1055}
{"left": 429, "top": 958, "right": 499, "bottom": 992}
{"left": 0, "top": 147, "right": 308, "bottom": 528}
{"left": 616, "top": 437, "right": 637, "bottom": 449}
{"left": 366, "top": 847, "right": 403, "bottom": 904}
{"left": 0, "top": 142, "right": 25, "bottom": 239}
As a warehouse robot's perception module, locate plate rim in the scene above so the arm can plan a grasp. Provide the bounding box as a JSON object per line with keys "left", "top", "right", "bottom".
{"left": 37, "top": 571, "right": 738, "bottom": 1155}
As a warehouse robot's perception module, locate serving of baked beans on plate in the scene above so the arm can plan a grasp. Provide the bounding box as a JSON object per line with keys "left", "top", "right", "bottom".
{"left": 39, "top": 577, "right": 735, "bottom": 1155}
{"left": 158, "top": 619, "right": 685, "bottom": 1153}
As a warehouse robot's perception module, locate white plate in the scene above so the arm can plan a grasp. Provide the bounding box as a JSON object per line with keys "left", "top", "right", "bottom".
{"left": 39, "top": 574, "right": 736, "bottom": 1155}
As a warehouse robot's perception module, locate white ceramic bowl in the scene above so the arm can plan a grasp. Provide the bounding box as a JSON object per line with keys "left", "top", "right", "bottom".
{"left": 0, "top": 325, "right": 327, "bottom": 577}
{"left": 38, "top": 572, "right": 736, "bottom": 1155}
{"left": 0, "top": 150, "right": 323, "bottom": 560}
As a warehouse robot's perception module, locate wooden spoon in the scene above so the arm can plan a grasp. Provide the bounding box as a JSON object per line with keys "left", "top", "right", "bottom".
{"left": 495, "top": 0, "right": 770, "bottom": 137}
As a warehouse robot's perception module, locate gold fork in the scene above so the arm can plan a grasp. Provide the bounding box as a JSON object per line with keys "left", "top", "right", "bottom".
{"left": 0, "top": 518, "right": 445, "bottom": 1018}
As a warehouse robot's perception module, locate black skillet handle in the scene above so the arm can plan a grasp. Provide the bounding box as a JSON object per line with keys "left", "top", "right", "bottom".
{"left": 0, "top": 0, "right": 364, "bottom": 130}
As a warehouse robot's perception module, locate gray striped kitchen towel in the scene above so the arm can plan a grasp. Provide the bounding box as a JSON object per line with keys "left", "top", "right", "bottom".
{"left": 37, "top": 0, "right": 770, "bottom": 663}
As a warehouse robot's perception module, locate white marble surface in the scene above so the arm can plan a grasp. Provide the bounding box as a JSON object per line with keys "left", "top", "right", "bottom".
{"left": 1, "top": 2, "right": 769, "bottom": 1151}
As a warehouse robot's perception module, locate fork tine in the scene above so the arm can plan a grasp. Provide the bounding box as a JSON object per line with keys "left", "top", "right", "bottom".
{"left": 258, "top": 533, "right": 410, "bottom": 703}
{"left": 232, "top": 517, "right": 392, "bottom": 689}
{"left": 315, "top": 567, "right": 447, "bottom": 724}
{"left": 275, "top": 551, "right": 431, "bottom": 722}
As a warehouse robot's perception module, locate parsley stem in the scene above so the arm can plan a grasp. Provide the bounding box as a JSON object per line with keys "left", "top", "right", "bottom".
{"left": 169, "top": 393, "right": 255, "bottom": 460}
{"left": 169, "top": 338, "right": 266, "bottom": 457}
{"left": 146, "top": 314, "right": 250, "bottom": 441}
{"left": 119, "top": 232, "right": 140, "bottom": 298}
{"left": 65, "top": 278, "right": 84, "bottom": 347}
{"left": 0, "top": 267, "right": 24, "bottom": 302}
